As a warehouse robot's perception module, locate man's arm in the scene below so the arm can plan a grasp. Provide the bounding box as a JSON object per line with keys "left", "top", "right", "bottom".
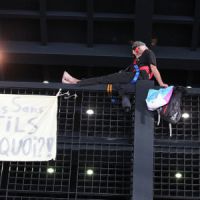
{"left": 150, "top": 64, "right": 168, "bottom": 87}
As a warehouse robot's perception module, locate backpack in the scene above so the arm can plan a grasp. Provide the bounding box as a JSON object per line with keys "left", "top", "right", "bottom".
{"left": 157, "top": 86, "right": 186, "bottom": 136}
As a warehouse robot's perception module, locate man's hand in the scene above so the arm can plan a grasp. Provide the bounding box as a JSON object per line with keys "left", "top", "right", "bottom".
{"left": 160, "top": 83, "right": 168, "bottom": 88}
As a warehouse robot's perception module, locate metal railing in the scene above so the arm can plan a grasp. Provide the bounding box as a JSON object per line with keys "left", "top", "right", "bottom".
{"left": 0, "top": 81, "right": 135, "bottom": 200}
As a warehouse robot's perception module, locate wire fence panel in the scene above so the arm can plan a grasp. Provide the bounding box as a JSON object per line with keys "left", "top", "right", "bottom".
{"left": 0, "top": 83, "right": 135, "bottom": 200}
{"left": 154, "top": 91, "right": 200, "bottom": 200}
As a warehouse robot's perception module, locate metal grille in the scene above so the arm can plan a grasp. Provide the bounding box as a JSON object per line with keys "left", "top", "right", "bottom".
{"left": 155, "top": 95, "right": 200, "bottom": 141}
{"left": 154, "top": 146, "right": 200, "bottom": 199}
{"left": 76, "top": 147, "right": 132, "bottom": 195}
{"left": 58, "top": 90, "right": 133, "bottom": 139}
{"left": 0, "top": 84, "right": 134, "bottom": 200}
{"left": 154, "top": 91, "right": 200, "bottom": 200}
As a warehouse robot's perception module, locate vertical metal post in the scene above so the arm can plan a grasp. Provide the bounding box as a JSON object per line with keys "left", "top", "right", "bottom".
{"left": 40, "top": 0, "right": 48, "bottom": 45}
{"left": 191, "top": 0, "right": 200, "bottom": 50}
{"left": 87, "top": 0, "right": 94, "bottom": 47}
{"left": 132, "top": 80, "right": 154, "bottom": 200}
{"left": 134, "top": 0, "right": 154, "bottom": 46}
{"left": 0, "top": 50, "right": 5, "bottom": 80}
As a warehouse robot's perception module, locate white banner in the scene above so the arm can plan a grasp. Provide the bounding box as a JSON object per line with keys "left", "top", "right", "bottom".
{"left": 0, "top": 94, "right": 58, "bottom": 161}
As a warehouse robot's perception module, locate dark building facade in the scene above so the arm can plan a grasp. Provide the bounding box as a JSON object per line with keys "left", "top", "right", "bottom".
{"left": 0, "top": 1, "right": 200, "bottom": 200}
{"left": 0, "top": 0, "right": 200, "bottom": 85}
{"left": 0, "top": 81, "right": 199, "bottom": 200}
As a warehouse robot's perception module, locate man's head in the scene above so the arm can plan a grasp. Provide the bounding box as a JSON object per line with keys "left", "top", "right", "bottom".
{"left": 132, "top": 41, "right": 147, "bottom": 57}
{"left": 132, "top": 41, "right": 146, "bottom": 50}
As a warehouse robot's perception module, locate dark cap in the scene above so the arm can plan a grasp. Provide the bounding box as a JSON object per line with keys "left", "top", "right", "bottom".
{"left": 132, "top": 41, "right": 146, "bottom": 49}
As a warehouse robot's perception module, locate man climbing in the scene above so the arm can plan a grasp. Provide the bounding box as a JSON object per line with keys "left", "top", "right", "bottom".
{"left": 62, "top": 41, "right": 168, "bottom": 111}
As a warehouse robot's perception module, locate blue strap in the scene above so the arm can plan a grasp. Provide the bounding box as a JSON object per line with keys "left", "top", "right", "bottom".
{"left": 131, "top": 64, "right": 140, "bottom": 84}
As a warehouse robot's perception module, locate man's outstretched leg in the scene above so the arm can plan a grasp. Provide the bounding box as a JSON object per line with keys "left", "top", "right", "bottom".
{"left": 62, "top": 71, "right": 80, "bottom": 84}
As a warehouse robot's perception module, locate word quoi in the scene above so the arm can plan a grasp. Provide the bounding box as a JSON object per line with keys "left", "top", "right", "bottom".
{"left": 0, "top": 137, "right": 54, "bottom": 158}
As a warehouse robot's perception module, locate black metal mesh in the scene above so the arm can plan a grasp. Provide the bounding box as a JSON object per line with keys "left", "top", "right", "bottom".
{"left": 58, "top": 90, "right": 133, "bottom": 139}
{"left": 154, "top": 92, "right": 200, "bottom": 200}
{"left": 0, "top": 84, "right": 134, "bottom": 200}
{"left": 76, "top": 147, "right": 132, "bottom": 195}
{"left": 154, "top": 146, "right": 200, "bottom": 199}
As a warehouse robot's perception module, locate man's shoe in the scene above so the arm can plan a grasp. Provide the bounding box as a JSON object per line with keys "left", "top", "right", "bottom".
{"left": 124, "top": 106, "right": 131, "bottom": 112}
{"left": 122, "top": 95, "right": 131, "bottom": 111}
